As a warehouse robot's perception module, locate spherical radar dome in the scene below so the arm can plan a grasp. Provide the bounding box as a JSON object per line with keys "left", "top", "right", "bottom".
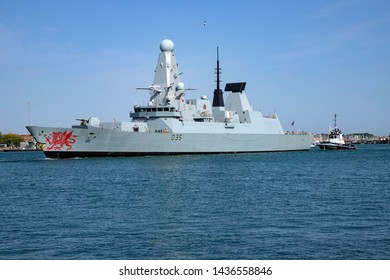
{"left": 176, "top": 82, "right": 185, "bottom": 91}
{"left": 160, "top": 39, "right": 174, "bottom": 52}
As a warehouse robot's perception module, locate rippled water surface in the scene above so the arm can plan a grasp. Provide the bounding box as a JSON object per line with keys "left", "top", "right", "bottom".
{"left": 1, "top": 145, "right": 389, "bottom": 259}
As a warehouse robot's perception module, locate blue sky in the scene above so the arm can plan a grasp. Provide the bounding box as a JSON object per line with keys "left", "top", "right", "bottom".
{"left": 1, "top": 0, "right": 389, "bottom": 135}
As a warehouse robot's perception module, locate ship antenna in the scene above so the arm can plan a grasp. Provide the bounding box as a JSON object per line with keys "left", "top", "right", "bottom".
{"left": 212, "top": 47, "right": 224, "bottom": 107}
{"left": 216, "top": 47, "right": 220, "bottom": 93}
{"left": 334, "top": 113, "right": 337, "bottom": 128}
{"left": 28, "top": 101, "right": 31, "bottom": 126}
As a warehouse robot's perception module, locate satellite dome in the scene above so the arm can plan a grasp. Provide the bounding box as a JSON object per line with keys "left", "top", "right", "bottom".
{"left": 160, "top": 39, "right": 174, "bottom": 52}
{"left": 176, "top": 82, "right": 185, "bottom": 91}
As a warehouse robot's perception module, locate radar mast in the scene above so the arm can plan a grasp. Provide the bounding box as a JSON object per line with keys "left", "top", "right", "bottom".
{"left": 212, "top": 47, "right": 224, "bottom": 107}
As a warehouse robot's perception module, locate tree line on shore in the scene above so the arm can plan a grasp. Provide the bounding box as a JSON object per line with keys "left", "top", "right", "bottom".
{"left": 0, "top": 131, "right": 25, "bottom": 147}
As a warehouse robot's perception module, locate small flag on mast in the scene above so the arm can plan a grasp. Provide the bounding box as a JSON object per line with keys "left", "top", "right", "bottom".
{"left": 291, "top": 121, "right": 295, "bottom": 126}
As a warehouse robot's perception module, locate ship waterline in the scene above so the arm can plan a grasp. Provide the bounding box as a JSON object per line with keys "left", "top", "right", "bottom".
{"left": 27, "top": 39, "right": 312, "bottom": 158}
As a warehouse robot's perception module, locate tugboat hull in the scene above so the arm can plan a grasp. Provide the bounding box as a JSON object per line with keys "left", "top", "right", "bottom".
{"left": 318, "top": 143, "right": 356, "bottom": 150}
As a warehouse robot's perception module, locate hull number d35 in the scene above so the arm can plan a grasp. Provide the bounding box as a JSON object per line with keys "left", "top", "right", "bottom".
{"left": 171, "top": 134, "right": 182, "bottom": 141}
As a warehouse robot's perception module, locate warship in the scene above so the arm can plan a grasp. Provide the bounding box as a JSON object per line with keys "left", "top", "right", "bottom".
{"left": 26, "top": 39, "right": 312, "bottom": 158}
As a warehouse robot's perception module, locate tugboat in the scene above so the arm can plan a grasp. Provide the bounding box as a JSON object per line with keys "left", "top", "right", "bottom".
{"left": 318, "top": 114, "right": 356, "bottom": 150}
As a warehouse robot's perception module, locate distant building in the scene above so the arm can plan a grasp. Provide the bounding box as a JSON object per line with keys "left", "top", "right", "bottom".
{"left": 0, "top": 134, "right": 36, "bottom": 150}
{"left": 345, "top": 133, "right": 374, "bottom": 143}
{"left": 20, "top": 134, "right": 36, "bottom": 149}
{"left": 313, "top": 133, "right": 329, "bottom": 144}
{"left": 21, "top": 134, "right": 34, "bottom": 142}
{"left": 314, "top": 132, "right": 389, "bottom": 144}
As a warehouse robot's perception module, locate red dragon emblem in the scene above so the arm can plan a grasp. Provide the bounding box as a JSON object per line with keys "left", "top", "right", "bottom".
{"left": 45, "top": 130, "right": 77, "bottom": 151}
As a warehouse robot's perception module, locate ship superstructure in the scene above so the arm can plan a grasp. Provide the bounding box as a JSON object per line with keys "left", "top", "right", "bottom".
{"left": 27, "top": 39, "right": 312, "bottom": 158}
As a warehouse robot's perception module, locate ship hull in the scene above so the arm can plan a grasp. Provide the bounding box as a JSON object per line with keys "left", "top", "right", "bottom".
{"left": 317, "top": 142, "right": 356, "bottom": 150}
{"left": 26, "top": 125, "right": 312, "bottom": 158}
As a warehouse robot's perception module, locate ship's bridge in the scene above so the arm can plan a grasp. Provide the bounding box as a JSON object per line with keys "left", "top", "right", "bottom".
{"left": 130, "top": 105, "right": 180, "bottom": 119}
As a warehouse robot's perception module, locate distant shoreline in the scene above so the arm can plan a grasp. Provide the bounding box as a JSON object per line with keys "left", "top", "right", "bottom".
{"left": 0, "top": 149, "right": 40, "bottom": 153}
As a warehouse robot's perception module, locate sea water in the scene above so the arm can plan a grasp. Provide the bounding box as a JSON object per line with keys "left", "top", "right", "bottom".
{"left": 0, "top": 145, "right": 389, "bottom": 259}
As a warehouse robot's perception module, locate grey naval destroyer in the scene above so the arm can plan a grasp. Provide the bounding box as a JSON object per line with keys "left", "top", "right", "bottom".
{"left": 26, "top": 39, "right": 312, "bottom": 158}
